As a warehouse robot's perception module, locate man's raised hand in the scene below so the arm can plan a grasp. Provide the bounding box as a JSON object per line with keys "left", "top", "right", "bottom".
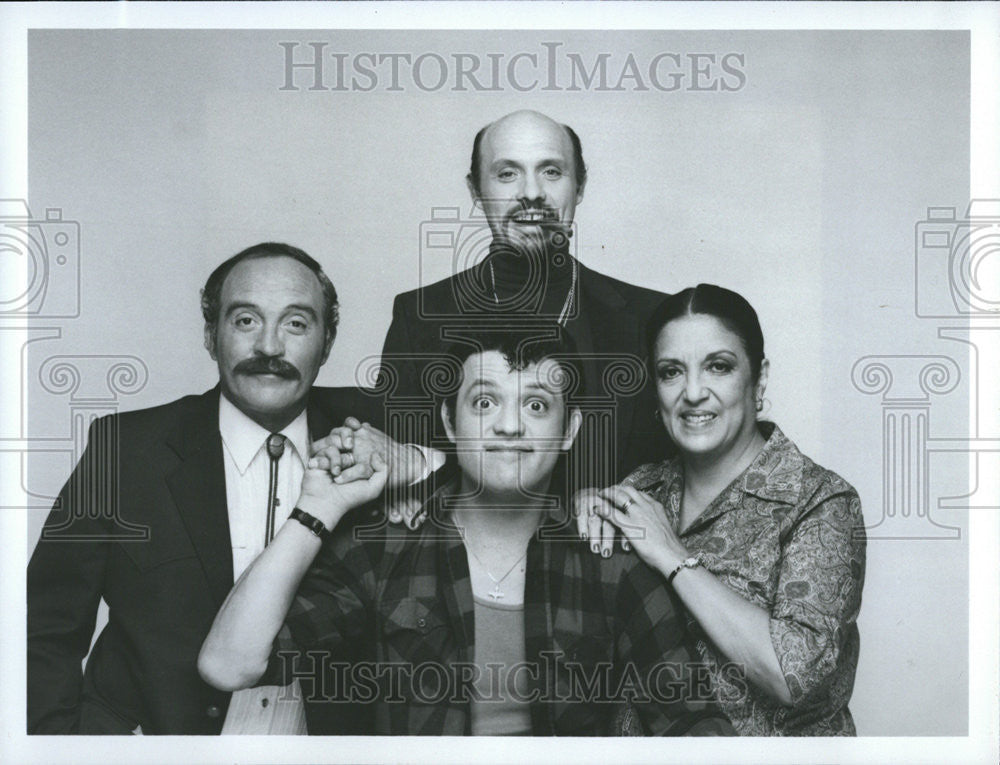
{"left": 298, "top": 452, "right": 388, "bottom": 532}
{"left": 310, "top": 417, "right": 427, "bottom": 488}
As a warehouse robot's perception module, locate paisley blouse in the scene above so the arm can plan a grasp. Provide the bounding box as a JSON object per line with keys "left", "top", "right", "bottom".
{"left": 624, "top": 422, "right": 866, "bottom": 736}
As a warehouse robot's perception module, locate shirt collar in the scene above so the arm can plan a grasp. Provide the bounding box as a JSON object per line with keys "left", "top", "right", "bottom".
{"left": 733, "top": 422, "right": 805, "bottom": 506}
{"left": 218, "top": 393, "right": 310, "bottom": 475}
{"left": 421, "top": 476, "right": 573, "bottom": 539}
{"left": 642, "top": 422, "right": 806, "bottom": 534}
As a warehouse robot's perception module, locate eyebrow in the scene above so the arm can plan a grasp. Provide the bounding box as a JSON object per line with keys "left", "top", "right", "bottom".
{"left": 224, "top": 302, "right": 320, "bottom": 320}
{"left": 465, "top": 378, "right": 557, "bottom": 395}
{"left": 520, "top": 380, "right": 558, "bottom": 395}
{"left": 489, "top": 157, "right": 568, "bottom": 170}
{"left": 656, "top": 350, "right": 739, "bottom": 363}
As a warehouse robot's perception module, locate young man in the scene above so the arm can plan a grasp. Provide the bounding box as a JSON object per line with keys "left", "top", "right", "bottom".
{"left": 199, "top": 328, "right": 733, "bottom": 736}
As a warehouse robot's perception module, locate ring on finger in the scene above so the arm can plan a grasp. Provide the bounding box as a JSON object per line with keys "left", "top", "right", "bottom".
{"left": 621, "top": 498, "right": 633, "bottom": 512}
{"left": 342, "top": 451, "right": 355, "bottom": 468}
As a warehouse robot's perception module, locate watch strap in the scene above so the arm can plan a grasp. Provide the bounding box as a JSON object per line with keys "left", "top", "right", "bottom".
{"left": 666, "top": 555, "right": 701, "bottom": 586}
{"left": 290, "top": 507, "right": 331, "bottom": 540}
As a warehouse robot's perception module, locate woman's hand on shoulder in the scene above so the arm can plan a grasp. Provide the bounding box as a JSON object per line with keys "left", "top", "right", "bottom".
{"left": 573, "top": 487, "right": 628, "bottom": 557}
{"left": 599, "top": 485, "right": 688, "bottom": 576}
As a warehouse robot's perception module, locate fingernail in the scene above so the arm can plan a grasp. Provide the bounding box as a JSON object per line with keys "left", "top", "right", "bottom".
{"left": 602, "top": 549, "right": 611, "bottom": 558}
{"left": 580, "top": 532, "right": 588, "bottom": 541}
{"left": 591, "top": 544, "right": 599, "bottom": 553}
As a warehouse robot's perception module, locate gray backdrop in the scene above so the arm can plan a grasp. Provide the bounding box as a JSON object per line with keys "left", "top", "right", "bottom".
{"left": 22, "top": 29, "right": 972, "bottom": 737}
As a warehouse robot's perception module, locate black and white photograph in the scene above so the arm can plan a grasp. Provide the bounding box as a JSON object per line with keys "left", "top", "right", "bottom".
{"left": 2, "top": 3, "right": 997, "bottom": 764}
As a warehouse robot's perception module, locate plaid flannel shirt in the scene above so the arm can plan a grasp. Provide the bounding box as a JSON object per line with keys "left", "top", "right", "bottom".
{"left": 263, "top": 486, "right": 734, "bottom": 736}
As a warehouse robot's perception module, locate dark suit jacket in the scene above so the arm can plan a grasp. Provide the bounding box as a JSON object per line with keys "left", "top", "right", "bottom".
{"left": 380, "top": 259, "right": 672, "bottom": 489}
{"left": 27, "top": 386, "right": 381, "bottom": 735}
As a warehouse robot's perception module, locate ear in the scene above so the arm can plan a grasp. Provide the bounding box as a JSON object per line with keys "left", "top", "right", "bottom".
{"left": 203, "top": 325, "right": 217, "bottom": 361}
{"left": 441, "top": 401, "right": 457, "bottom": 445}
{"left": 755, "top": 358, "right": 770, "bottom": 404}
{"left": 561, "top": 407, "right": 583, "bottom": 451}
{"left": 320, "top": 332, "right": 334, "bottom": 366}
{"left": 466, "top": 175, "right": 483, "bottom": 211}
{"left": 575, "top": 178, "right": 586, "bottom": 205}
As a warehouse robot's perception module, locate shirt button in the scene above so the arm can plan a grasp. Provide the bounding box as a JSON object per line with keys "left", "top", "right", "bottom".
{"left": 261, "top": 698, "right": 269, "bottom": 708}
{"left": 206, "top": 705, "right": 221, "bottom": 718}
{"left": 417, "top": 617, "right": 427, "bottom": 629}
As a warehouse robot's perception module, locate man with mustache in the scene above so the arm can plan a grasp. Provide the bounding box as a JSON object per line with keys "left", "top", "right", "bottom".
{"left": 364, "top": 110, "right": 671, "bottom": 548}
{"left": 27, "top": 242, "right": 380, "bottom": 734}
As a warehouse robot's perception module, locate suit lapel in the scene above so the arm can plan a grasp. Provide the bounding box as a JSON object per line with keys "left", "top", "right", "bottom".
{"left": 306, "top": 390, "right": 336, "bottom": 447}
{"left": 164, "top": 388, "right": 339, "bottom": 609}
{"left": 166, "top": 388, "right": 234, "bottom": 608}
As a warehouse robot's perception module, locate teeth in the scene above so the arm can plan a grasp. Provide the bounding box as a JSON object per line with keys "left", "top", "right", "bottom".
{"left": 683, "top": 413, "right": 714, "bottom": 423}
{"left": 512, "top": 211, "right": 555, "bottom": 222}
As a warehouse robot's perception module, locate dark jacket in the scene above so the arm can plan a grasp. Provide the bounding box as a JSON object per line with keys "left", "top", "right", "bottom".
{"left": 26, "top": 386, "right": 380, "bottom": 734}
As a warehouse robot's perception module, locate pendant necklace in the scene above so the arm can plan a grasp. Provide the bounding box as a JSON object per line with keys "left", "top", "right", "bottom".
{"left": 459, "top": 528, "right": 527, "bottom": 602}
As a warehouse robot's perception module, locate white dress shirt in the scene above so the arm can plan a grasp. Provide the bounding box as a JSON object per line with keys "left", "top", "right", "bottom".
{"left": 217, "top": 394, "right": 309, "bottom": 735}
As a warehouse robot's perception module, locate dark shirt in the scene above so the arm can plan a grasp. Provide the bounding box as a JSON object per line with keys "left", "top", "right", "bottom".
{"left": 625, "top": 422, "right": 866, "bottom": 735}
{"left": 264, "top": 489, "right": 735, "bottom": 736}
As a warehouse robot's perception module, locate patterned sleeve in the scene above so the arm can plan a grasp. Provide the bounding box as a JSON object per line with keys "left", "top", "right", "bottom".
{"left": 768, "top": 480, "right": 866, "bottom": 705}
{"left": 621, "top": 461, "right": 668, "bottom": 491}
{"left": 257, "top": 524, "right": 377, "bottom": 688}
{"left": 616, "top": 558, "right": 736, "bottom": 736}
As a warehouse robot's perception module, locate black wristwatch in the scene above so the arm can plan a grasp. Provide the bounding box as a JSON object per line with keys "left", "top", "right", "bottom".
{"left": 290, "top": 507, "right": 331, "bottom": 540}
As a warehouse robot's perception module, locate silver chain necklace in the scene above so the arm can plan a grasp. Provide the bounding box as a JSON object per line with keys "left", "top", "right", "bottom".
{"left": 488, "top": 256, "right": 577, "bottom": 327}
{"left": 458, "top": 527, "right": 527, "bottom": 601}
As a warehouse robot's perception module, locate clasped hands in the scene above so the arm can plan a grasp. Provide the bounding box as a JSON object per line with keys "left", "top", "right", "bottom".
{"left": 305, "top": 417, "right": 427, "bottom": 527}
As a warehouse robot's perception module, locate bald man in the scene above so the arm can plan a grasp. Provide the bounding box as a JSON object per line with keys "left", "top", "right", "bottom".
{"left": 377, "top": 110, "right": 671, "bottom": 541}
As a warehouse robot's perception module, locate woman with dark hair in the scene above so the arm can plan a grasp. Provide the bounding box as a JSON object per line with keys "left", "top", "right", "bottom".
{"left": 588, "top": 284, "right": 866, "bottom": 736}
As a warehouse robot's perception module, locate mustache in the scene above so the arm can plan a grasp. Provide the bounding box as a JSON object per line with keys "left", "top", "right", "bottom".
{"left": 506, "top": 202, "right": 561, "bottom": 219}
{"left": 233, "top": 356, "right": 301, "bottom": 379}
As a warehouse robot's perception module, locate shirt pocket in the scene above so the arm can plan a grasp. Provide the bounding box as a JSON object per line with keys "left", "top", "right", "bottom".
{"left": 119, "top": 544, "right": 199, "bottom": 574}
{"left": 378, "top": 597, "right": 456, "bottom": 703}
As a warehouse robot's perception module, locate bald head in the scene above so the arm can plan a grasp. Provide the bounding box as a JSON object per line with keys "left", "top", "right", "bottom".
{"left": 467, "top": 110, "right": 587, "bottom": 196}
